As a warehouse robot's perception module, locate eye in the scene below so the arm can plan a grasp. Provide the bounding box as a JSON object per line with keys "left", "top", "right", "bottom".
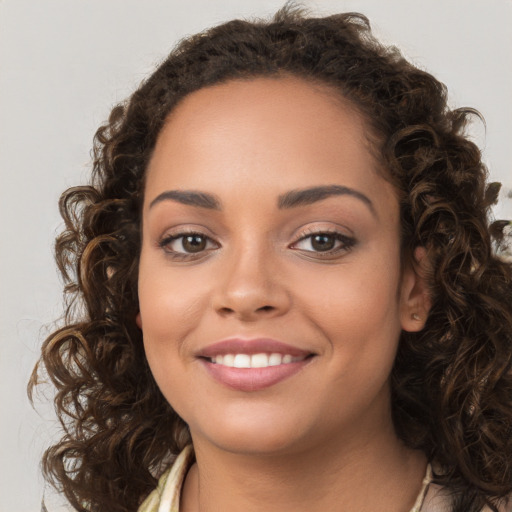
{"left": 291, "top": 231, "right": 355, "bottom": 255}
{"left": 159, "top": 232, "right": 219, "bottom": 256}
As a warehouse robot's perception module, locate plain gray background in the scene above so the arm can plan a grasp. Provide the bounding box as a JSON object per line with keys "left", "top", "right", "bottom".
{"left": 1, "top": 1, "right": 511, "bottom": 510}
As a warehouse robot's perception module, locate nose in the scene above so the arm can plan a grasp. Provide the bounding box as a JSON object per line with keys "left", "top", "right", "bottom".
{"left": 211, "top": 244, "right": 291, "bottom": 322}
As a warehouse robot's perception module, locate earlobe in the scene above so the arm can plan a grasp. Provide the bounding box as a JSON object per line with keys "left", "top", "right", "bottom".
{"left": 136, "top": 312, "right": 143, "bottom": 329}
{"left": 400, "top": 246, "right": 432, "bottom": 332}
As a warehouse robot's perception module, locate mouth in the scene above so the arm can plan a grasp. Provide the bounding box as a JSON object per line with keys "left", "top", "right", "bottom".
{"left": 197, "top": 338, "right": 315, "bottom": 392}
{"left": 206, "top": 352, "right": 309, "bottom": 368}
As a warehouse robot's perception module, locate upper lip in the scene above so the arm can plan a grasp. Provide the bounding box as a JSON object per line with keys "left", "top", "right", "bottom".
{"left": 197, "top": 338, "right": 313, "bottom": 358}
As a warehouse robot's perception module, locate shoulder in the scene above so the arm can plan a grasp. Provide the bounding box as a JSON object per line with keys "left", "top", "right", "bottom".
{"left": 420, "top": 482, "right": 452, "bottom": 512}
{"left": 423, "top": 483, "right": 512, "bottom": 512}
{"left": 41, "top": 446, "right": 195, "bottom": 512}
{"left": 137, "top": 445, "right": 195, "bottom": 512}
{"left": 486, "top": 497, "right": 512, "bottom": 512}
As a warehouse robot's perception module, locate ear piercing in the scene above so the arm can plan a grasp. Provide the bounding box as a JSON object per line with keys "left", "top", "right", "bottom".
{"left": 412, "top": 313, "right": 421, "bottom": 321}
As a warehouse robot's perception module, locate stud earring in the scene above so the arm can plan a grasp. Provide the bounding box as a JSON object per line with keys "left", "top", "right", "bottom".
{"left": 412, "top": 313, "right": 421, "bottom": 321}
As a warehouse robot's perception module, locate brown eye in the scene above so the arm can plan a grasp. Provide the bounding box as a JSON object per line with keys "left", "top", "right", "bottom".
{"left": 182, "top": 234, "right": 207, "bottom": 253}
{"left": 159, "top": 232, "right": 218, "bottom": 256}
{"left": 291, "top": 231, "right": 356, "bottom": 256}
{"left": 311, "top": 234, "right": 336, "bottom": 252}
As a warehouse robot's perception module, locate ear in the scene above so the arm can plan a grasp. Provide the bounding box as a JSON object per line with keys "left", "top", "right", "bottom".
{"left": 136, "top": 312, "right": 143, "bottom": 329}
{"left": 400, "top": 246, "right": 432, "bottom": 332}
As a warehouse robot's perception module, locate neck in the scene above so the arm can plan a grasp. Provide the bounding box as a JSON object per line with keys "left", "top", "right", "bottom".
{"left": 181, "top": 419, "right": 427, "bottom": 512}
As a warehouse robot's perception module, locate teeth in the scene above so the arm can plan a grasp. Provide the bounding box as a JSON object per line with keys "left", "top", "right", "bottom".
{"left": 223, "top": 354, "right": 235, "bottom": 367}
{"left": 210, "top": 353, "right": 303, "bottom": 368}
{"left": 268, "top": 353, "right": 282, "bottom": 366}
{"left": 251, "top": 353, "right": 269, "bottom": 368}
{"left": 233, "top": 354, "right": 251, "bottom": 368}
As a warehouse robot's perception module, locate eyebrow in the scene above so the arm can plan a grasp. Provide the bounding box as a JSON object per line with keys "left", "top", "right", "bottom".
{"left": 148, "top": 184, "right": 376, "bottom": 216}
{"left": 149, "top": 190, "right": 221, "bottom": 210}
{"left": 277, "top": 185, "right": 376, "bottom": 216}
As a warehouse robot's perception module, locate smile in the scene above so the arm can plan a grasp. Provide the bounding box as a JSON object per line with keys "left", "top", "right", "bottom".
{"left": 197, "top": 338, "right": 315, "bottom": 391}
{"left": 209, "top": 353, "right": 306, "bottom": 368}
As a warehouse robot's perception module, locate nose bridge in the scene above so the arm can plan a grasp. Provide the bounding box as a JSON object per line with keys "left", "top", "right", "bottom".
{"left": 214, "top": 234, "right": 289, "bottom": 319}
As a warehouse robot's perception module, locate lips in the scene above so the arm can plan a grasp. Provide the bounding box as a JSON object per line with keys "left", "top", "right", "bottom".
{"left": 197, "top": 338, "right": 314, "bottom": 392}
{"left": 198, "top": 338, "right": 312, "bottom": 358}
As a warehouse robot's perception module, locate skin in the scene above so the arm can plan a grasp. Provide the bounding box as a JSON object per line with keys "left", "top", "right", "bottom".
{"left": 137, "top": 76, "right": 431, "bottom": 512}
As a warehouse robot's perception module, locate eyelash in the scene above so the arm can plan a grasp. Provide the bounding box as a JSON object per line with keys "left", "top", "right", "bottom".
{"left": 290, "top": 229, "right": 356, "bottom": 258}
{"left": 158, "top": 229, "right": 356, "bottom": 260}
{"left": 158, "top": 231, "right": 219, "bottom": 260}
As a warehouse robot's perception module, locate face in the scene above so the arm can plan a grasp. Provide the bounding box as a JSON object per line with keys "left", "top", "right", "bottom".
{"left": 137, "top": 77, "right": 427, "bottom": 456}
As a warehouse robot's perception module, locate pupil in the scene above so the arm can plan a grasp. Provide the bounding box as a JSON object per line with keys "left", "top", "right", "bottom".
{"left": 312, "top": 234, "right": 335, "bottom": 251}
{"left": 183, "top": 235, "right": 206, "bottom": 253}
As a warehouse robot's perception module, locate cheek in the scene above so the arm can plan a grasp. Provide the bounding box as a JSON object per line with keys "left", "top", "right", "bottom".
{"left": 137, "top": 260, "right": 210, "bottom": 359}
{"left": 297, "top": 257, "right": 402, "bottom": 328}
{"left": 137, "top": 264, "right": 210, "bottom": 412}
{"left": 294, "top": 251, "right": 403, "bottom": 377}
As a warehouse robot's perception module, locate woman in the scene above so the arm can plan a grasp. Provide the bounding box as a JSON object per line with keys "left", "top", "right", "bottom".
{"left": 31, "top": 6, "right": 512, "bottom": 512}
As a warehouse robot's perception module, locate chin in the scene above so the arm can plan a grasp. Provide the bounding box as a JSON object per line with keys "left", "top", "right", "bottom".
{"left": 188, "top": 406, "right": 314, "bottom": 456}
{"left": 203, "top": 430, "right": 305, "bottom": 457}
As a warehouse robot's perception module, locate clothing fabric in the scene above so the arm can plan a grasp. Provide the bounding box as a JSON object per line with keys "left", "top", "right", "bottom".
{"left": 42, "top": 445, "right": 510, "bottom": 512}
{"left": 136, "top": 445, "right": 450, "bottom": 512}
{"left": 138, "top": 445, "right": 195, "bottom": 512}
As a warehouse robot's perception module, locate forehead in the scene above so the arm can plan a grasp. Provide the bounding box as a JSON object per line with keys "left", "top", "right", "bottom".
{"left": 144, "top": 76, "right": 397, "bottom": 219}
{"left": 154, "top": 76, "right": 371, "bottom": 162}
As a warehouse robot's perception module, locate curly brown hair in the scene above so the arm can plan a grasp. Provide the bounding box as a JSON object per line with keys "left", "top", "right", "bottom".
{"left": 29, "top": 6, "right": 512, "bottom": 512}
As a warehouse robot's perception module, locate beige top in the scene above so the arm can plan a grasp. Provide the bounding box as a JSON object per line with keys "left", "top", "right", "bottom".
{"left": 43, "top": 446, "right": 510, "bottom": 511}
{"left": 137, "top": 445, "right": 508, "bottom": 512}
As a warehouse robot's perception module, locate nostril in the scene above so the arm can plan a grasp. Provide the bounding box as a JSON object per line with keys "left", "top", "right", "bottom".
{"left": 216, "top": 304, "right": 276, "bottom": 319}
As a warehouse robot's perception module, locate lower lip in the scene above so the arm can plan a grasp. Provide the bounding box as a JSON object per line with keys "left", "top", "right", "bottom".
{"left": 201, "top": 358, "right": 312, "bottom": 392}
